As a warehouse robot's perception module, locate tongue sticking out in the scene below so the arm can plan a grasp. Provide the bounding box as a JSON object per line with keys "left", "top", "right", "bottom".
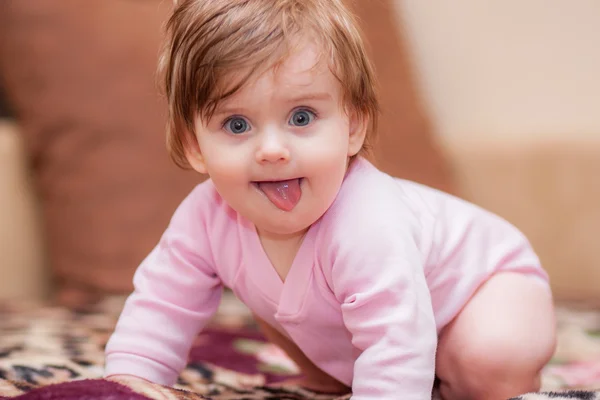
{"left": 257, "top": 179, "right": 302, "bottom": 211}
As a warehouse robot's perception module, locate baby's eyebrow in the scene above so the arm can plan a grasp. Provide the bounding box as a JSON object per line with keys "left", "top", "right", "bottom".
{"left": 284, "top": 92, "right": 332, "bottom": 103}
{"left": 212, "top": 106, "right": 247, "bottom": 118}
{"left": 210, "top": 92, "right": 333, "bottom": 118}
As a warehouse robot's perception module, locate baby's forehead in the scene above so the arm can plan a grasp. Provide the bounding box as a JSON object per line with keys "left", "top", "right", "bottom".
{"left": 201, "top": 41, "right": 342, "bottom": 119}
{"left": 247, "top": 42, "right": 330, "bottom": 89}
{"left": 225, "top": 45, "right": 334, "bottom": 95}
{"left": 272, "top": 64, "right": 329, "bottom": 93}
{"left": 277, "top": 42, "right": 327, "bottom": 80}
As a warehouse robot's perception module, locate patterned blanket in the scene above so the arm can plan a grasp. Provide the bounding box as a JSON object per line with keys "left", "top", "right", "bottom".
{"left": 0, "top": 294, "right": 599, "bottom": 399}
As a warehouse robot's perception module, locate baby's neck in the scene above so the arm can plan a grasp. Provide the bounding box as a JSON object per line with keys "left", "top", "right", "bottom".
{"left": 257, "top": 227, "right": 309, "bottom": 282}
{"left": 257, "top": 227, "right": 308, "bottom": 244}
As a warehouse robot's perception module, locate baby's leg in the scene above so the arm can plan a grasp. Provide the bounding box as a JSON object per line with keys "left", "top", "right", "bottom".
{"left": 436, "top": 272, "right": 556, "bottom": 400}
{"left": 253, "top": 315, "right": 350, "bottom": 394}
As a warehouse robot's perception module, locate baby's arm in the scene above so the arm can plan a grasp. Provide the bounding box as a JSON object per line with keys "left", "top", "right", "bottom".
{"left": 331, "top": 225, "right": 437, "bottom": 400}
{"left": 104, "top": 187, "right": 223, "bottom": 386}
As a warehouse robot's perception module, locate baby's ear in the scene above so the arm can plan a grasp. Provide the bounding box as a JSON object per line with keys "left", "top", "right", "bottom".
{"left": 184, "top": 135, "right": 208, "bottom": 174}
{"left": 347, "top": 112, "right": 368, "bottom": 157}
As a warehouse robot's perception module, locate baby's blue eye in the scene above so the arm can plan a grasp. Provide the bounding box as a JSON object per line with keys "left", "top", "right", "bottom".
{"left": 224, "top": 117, "right": 250, "bottom": 134}
{"left": 289, "top": 109, "right": 315, "bottom": 127}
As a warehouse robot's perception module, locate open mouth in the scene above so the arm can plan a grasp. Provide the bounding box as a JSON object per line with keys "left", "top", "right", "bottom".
{"left": 252, "top": 178, "right": 303, "bottom": 211}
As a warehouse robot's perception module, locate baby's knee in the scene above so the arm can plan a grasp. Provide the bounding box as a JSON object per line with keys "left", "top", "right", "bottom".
{"left": 465, "top": 348, "right": 541, "bottom": 394}
{"left": 450, "top": 333, "right": 555, "bottom": 399}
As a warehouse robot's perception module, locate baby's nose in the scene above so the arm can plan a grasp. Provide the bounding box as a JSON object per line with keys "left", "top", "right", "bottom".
{"left": 256, "top": 130, "right": 290, "bottom": 164}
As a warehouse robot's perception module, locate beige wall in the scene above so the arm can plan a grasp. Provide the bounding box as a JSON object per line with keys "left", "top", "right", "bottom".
{"left": 393, "top": 2, "right": 600, "bottom": 301}
{"left": 394, "top": 1, "right": 600, "bottom": 140}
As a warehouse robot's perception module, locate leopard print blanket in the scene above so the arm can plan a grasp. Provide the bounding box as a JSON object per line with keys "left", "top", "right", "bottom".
{"left": 0, "top": 295, "right": 598, "bottom": 400}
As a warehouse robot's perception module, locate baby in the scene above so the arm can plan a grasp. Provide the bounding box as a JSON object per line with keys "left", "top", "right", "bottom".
{"left": 104, "top": 1, "right": 557, "bottom": 399}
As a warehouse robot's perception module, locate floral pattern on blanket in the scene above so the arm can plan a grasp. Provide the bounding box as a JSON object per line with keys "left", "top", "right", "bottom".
{"left": 0, "top": 294, "right": 598, "bottom": 399}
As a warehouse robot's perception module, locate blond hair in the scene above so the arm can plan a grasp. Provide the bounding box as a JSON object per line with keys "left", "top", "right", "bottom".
{"left": 160, "top": 0, "right": 379, "bottom": 168}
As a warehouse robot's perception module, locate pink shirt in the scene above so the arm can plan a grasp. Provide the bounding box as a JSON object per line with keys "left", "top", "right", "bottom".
{"left": 104, "top": 157, "right": 548, "bottom": 399}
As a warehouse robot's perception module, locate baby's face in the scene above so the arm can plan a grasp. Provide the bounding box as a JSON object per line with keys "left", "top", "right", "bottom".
{"left": 189, "top": 42, "right": 365, "bottom": 238}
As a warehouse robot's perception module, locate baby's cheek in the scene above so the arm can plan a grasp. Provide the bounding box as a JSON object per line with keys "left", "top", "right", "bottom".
{"left": 206, "top": 148, "right": 248, "bottom": 177}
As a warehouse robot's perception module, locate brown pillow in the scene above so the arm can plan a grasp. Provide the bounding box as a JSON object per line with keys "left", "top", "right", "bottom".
{"left": 348, "top": 0, "right": 454, "bottom": 193}
{"left": 0, "top": 0, "right": 199, "bottom": 305}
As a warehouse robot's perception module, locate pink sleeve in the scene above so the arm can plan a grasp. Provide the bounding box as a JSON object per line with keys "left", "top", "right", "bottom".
{"left": 330, "top": 223, "right": 437, "bottom": 400}
{"left": 104, "top": 186, "right": 223, "bottom": 385}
